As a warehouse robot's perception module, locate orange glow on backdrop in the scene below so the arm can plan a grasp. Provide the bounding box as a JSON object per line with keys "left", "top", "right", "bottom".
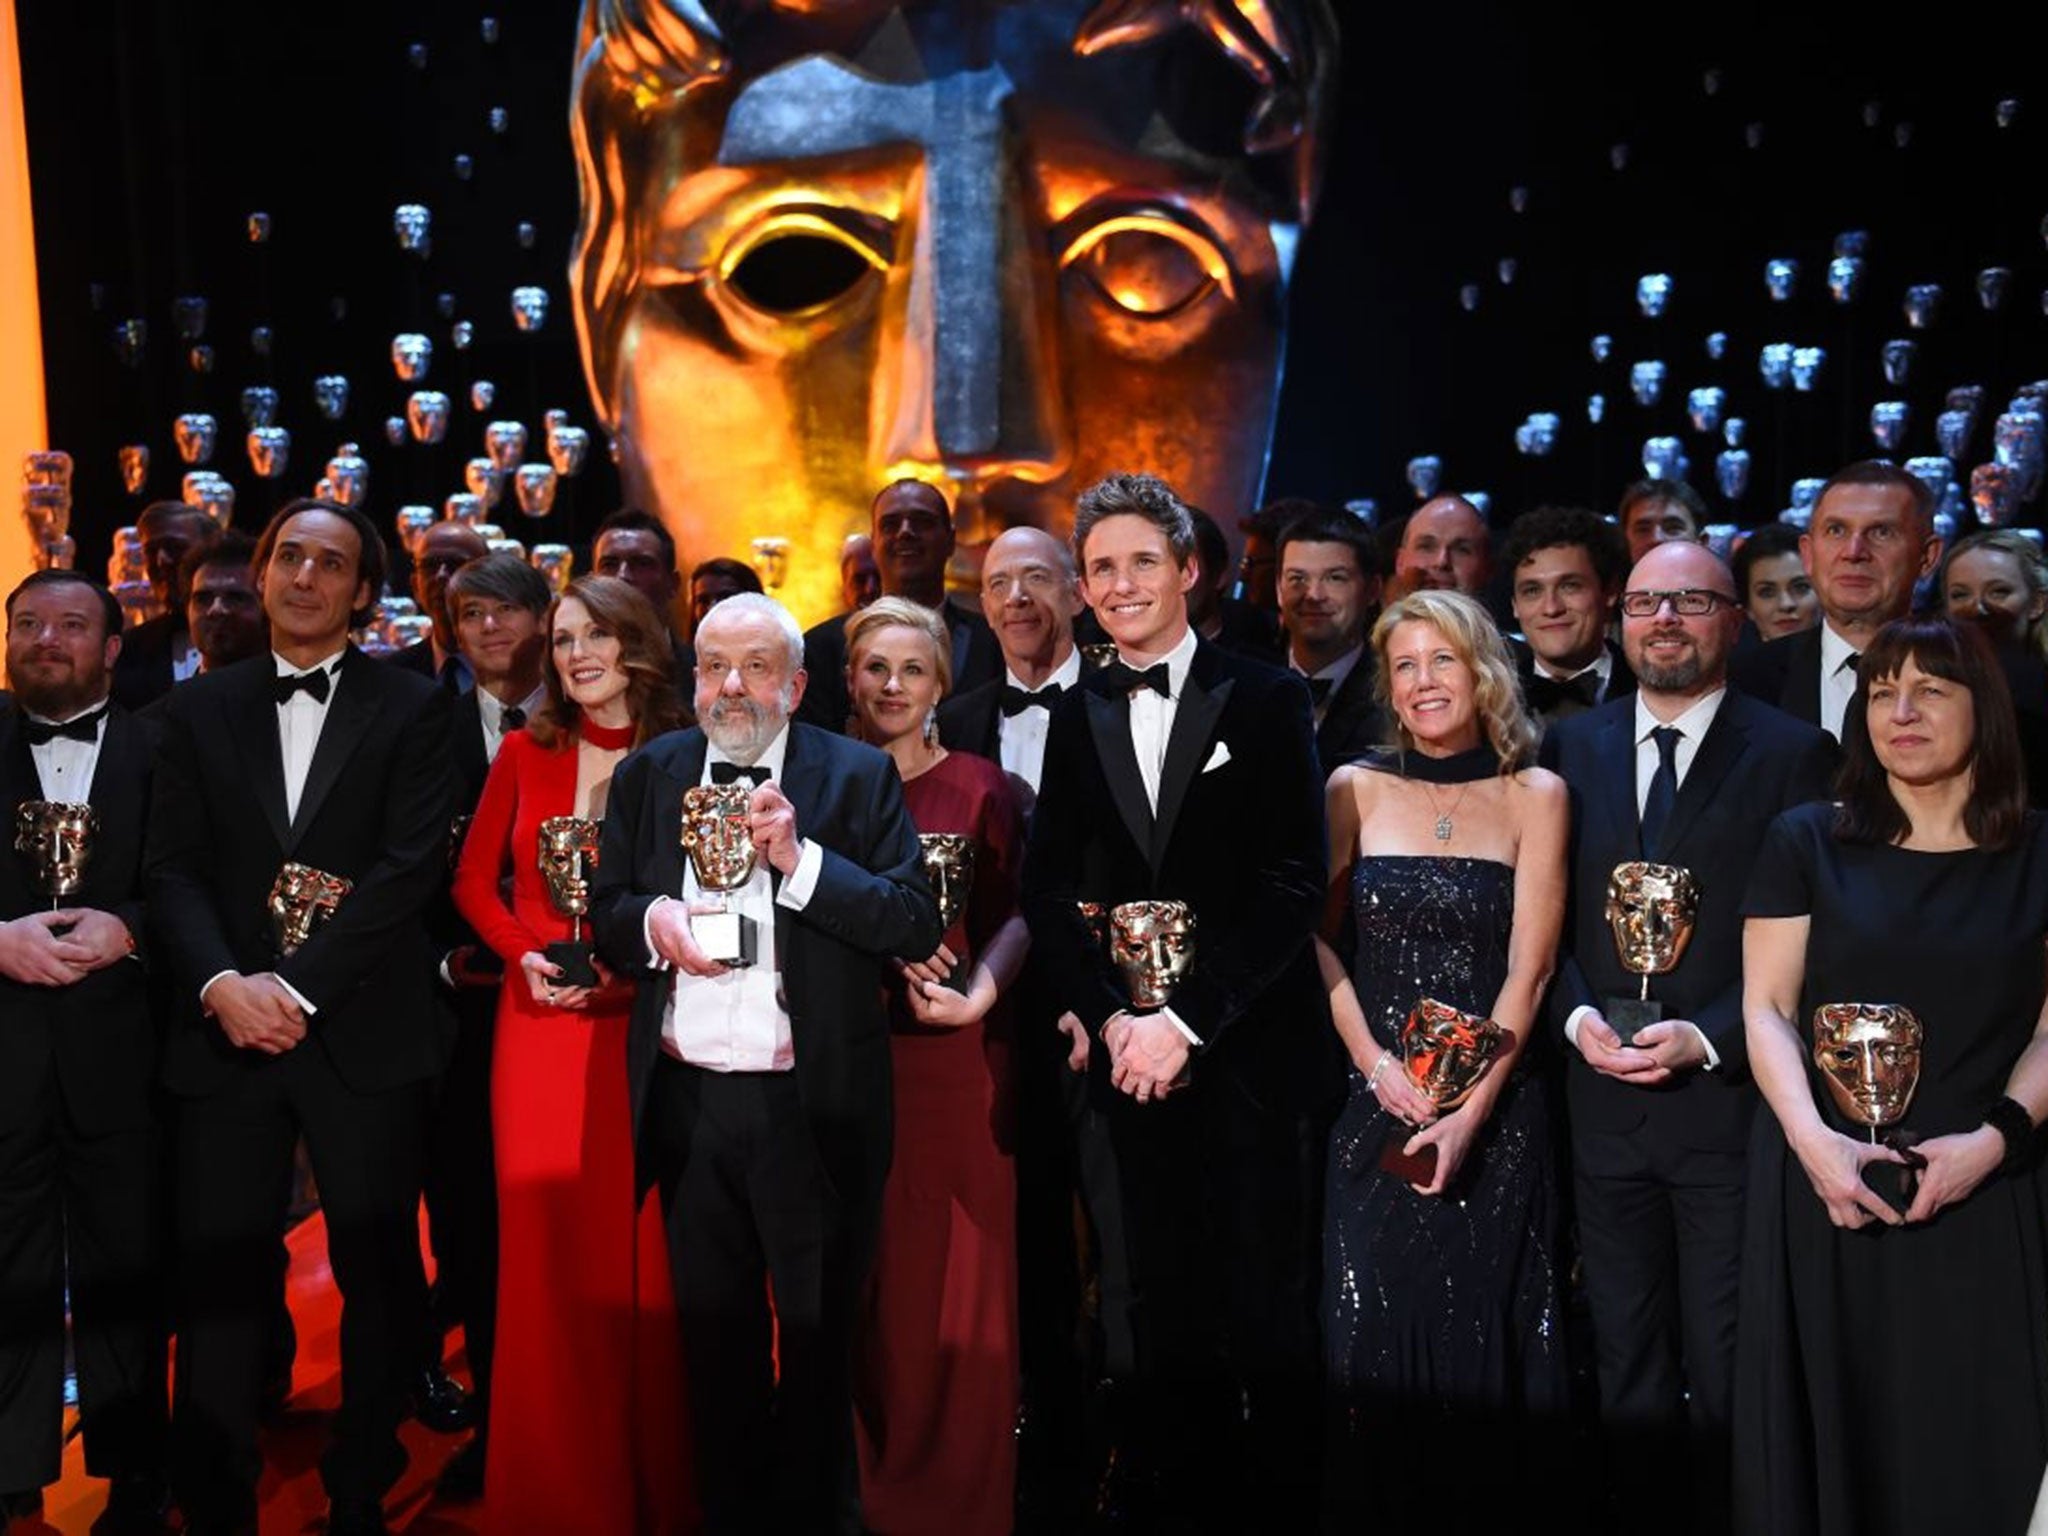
{"left": 0, "top": 0, "right": 47, "bottom": 595}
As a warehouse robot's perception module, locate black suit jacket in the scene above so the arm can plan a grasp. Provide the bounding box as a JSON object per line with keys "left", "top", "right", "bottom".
{"left": 1728, "top": 625, "right": 1825, "bottom": 726}
{"left": 0, "top": 705, "right": 161, "bottom": 1136}
{"left": 1305, "top": 649, "right": 1386, "bottom": 778}
{"left": 1542, "top": 689, "right": 1835, "bottom": 1148}
{"left": 590, "top": 724, "right": 941, "bottom": 1207}
{"left": 1021, "top": 639, "right": 1340, "bottom": 1115}
{"left": 145, "top": 648, "right": 456, "bottom": 1097}
{"left": 795, "top": 597, "right": 1003, "bottom": 732}
{"left": 110, "top": 613, "right": 181, "bottom": 710}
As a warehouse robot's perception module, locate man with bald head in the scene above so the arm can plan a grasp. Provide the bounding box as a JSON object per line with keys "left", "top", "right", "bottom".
{"left": 1542, "top": 539, "right": 1832, "bottom": 1532}
{"left": 391, "top": 521, "right": 490, "bottom": 689}
{"left": 796, "top": 480, "right": 1003, "bottom": 732}
{"left": 1393, "top": 494, "right": 1492, "bottom": 597}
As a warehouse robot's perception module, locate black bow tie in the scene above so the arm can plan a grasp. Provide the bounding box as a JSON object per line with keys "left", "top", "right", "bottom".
{"left": 1525, "top": 669, "right": 1601, "bottom": 714}
{"left": 710, "top": 761, "right": 768, "bottom": 787}
{"left": 1000, "top": 682, "right": 1064, "bottom": 717}
{"left": 1097, "top": 661, "right": 1171, "bottom": 699}
{"left": 274, "top": 668, "right": 332, "bottom": 705}
{"left": 22, "top": 704, "right": 108, "bottom": 747}
{"left": 1304, "top": 676, "right": 1336, "bottom": 707}
{"left": 500, "top": 706, "right": 527, "bottom": 731}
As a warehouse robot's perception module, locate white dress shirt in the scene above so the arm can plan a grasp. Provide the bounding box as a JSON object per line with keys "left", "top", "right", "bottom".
{"left": 1113, "top": 625, "right": 1202, "bottom": 1046}
{"left": 656, "top": 725, "right": 824, "bottom": 1072}
{"left": 1817, "top": 621, "right": 1860, "bottom": 742}
{"left": 171, "top": 631, "right": 201, "bottom": 684}
{"left": 24, "top": 698, "right": 110, "bottom": 802}
{"left": 1565, "top": 686, "right": 1727, "bottom": 1070}
{"left": 999, "top": 649, "right": 1082, "bottom": 794}
{"left": 276, "top": 649, "right": 346, "bottom": 825}
{"left": 1289, "top": 642, "right": 1365, "bottom": 726}
{"left": 476, "top": 682, "right": 546, "bottom": 765}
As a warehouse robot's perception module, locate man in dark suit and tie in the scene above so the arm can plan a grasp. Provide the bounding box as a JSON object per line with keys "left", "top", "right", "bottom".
{"left": 796, "top": 480, "right": 1002, "bottom": 733}
{"left": 0, "top": 572, "right": 168, "bottom": 1532}
{"left": 112, "top": 499, "right": 222, "bottom": 709}
{"left": 1503, "top": 505, "right": 1637, "bottom": 735}
{"left": 1730, "top": 460, "right": 1941, "bottom": 741}
{"left": 1275, "top": 507, "right": 1385, "bottom": 775}
{"left": 1544, "top": 540, "right": 1833, "bottom": 1532}
{"left": 147, "top": 499, "right": 455, "bottom": 1536}
{"left": 591, "top": 592, "right": 939, "bottom": 1534}
{"left": 389, "top": 520, "right": 488, "bottom": 688}
{"left": 1021, "top": 473, "right": 1339, "bottom": 1529}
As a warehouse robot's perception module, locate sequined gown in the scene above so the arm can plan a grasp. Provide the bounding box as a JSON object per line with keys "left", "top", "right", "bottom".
{"left": 1323, "top": 855, "right": 1568, "bottom": 1521}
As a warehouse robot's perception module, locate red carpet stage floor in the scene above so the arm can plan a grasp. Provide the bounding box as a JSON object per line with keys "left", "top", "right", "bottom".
{"left": 31, "top": 1212, "right": 481, "bottom": 1536}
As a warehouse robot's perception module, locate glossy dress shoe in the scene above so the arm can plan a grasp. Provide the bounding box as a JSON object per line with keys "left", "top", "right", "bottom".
{"left": 410, "top": 1364, "right": 475, "bottom": 1434}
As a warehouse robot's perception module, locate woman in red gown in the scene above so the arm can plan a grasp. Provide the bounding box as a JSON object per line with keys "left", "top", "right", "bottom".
{"left": 452, "top": 574, "right": 695, "bottom": 1533}
{"left": 844, "top": 598, "right": 1029, "bottom": 1535}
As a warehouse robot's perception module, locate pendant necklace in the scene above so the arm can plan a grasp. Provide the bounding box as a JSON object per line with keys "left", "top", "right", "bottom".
{"left": 1419, "top": 778, "right": 1473, "bottom": 842}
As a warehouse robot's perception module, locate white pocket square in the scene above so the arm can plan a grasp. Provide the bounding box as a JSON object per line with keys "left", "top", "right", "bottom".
{"left": 1202, "top": 741, "right": 1232, "bottom": 773}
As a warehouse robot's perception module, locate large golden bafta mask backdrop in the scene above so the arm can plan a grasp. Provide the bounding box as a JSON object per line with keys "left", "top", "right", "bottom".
{"left": 570, "top": 0, "right": 1337, "bottom": 621}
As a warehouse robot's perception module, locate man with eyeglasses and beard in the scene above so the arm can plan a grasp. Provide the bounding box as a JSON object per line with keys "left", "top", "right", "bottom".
{"left": 592, "top": 592, "right": 939, "bottom": 1532}
{"left": 1542, "top": 541, "right": 1832, "bottom": 1535}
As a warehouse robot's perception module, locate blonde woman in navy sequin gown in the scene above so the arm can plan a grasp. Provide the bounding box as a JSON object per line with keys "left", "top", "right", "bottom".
{"left": 1315, "top": 591, "right": 1572, "bottom": 1524}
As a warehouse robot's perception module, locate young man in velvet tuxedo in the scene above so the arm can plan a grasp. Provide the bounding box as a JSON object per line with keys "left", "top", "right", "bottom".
{"left": 1021, "top": 473, "right": 1339, "bottom": 1528}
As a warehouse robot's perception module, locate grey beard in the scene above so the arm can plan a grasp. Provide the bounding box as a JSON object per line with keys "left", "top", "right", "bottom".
{"left": 1636, "top": 654, "right": 1705, "bottom": 693}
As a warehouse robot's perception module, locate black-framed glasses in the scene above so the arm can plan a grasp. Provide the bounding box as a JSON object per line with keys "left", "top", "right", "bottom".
{"left": 1620, "top": 588, "right": 1736, "bottom": 618}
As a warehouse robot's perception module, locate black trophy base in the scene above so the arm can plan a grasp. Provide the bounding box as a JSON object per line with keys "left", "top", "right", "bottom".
{"left": 1861, "top": 1129, "right": 1926, "bottom": 1214}
{"left": 693, "top": 910, "right": 759, "bottom": 968}
{"left": 1603, "top": 994, "right": 1664, "bottom": 1046}
{"left": 545, "top": 940, "right": 599, "bottom": 989}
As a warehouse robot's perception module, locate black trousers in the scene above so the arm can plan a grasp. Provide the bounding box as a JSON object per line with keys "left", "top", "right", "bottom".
{"left": 0, "top": 1066, "right": 165, "bottom": 1492}
{"left": 643, "top": 1058, "right": 877, "bottom": 1536}
{"left": 421, "top": 985, "right": 497, "bottom": 1425}
{"left": 1575, "top": 1124, "right": 1746, "bottom": 1536}
{"left": 171, "top": 1048, "right": 431, "bottom": 1528}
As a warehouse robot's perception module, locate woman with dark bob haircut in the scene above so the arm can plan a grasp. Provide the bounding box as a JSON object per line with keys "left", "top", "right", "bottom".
{"left": 1735, "top": 616, "right": 2048, "bottom": 1535}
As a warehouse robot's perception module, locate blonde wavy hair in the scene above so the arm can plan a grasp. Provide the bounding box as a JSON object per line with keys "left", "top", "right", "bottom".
{"left": 1370, "top": 589, "right": 1539, "bottom": 772}
{"left": 844, "top": 596, "right": 953, "bottom": 692}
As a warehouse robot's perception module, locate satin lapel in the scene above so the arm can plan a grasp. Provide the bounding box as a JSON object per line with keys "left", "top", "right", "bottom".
{"left": 1084, "top": 686, "right": 1153, "bottom": 867}
{"left": 288, "top": 650, "right": 376, "bottom": 848}
{"left": 1659, "top": 697, "right": 1748, "bottom": 860}
{"left": 224, "top": 666, "right": 291, "bottom": 851}
{"left": 1152, "top": 660, "right": 1231, "bottom": 871}
{"left": 649, "top": 733, "right": 708, "bottom": 903}
{"left": 1788, "top": 628, "right": 1823, "bottom": 726}
{"left": 1593, "top": 708, "right": 1641, "bottom": 854}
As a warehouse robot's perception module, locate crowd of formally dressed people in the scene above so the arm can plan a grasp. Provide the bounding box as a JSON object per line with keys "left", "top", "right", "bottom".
{"left": 3, "top": 459, "right": 2048, "bottom": 1536}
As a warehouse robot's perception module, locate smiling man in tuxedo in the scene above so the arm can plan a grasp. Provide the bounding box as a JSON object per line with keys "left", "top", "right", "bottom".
{"left": 1021, "top": 473, "right": 1337, "bottom": 1528}
{"left": 146, "top": 499, "right": 454, "bottom": 1536}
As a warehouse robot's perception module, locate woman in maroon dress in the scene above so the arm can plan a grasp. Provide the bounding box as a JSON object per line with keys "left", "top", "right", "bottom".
{"left": 845, "top": 597, "right": 1029, "bottom": 1535}
{"left": 452, "top": 575, "right": 695, "bottom": 1533}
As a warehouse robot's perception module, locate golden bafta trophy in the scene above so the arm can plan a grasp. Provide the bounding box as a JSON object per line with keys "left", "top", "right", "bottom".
{"left": 1812, "top": 1002, "right": 1927, "bottom": 1211}
{"left": 1378, "top": 998, "right": 1506, "bottom": 1185}
{"left": 537, "top": 816, "right": 604, "bottom": 988}
{"left": 1603, "top": 861, "right": 1702, "bottom": 1043}
{"left": 13, "top": 800, "right": 98, "bottom": 908}
{"left": 917, "top": 832, "right": 977, "bottom": 993}
{"left": 267, "top": 862, "right": 353, "bottom": 958}
{"left": 1108, "top": 900, "right": 1195, "bottom": 1011}
{"left": 680, "top": 784, "right": 759, "bottom": 966}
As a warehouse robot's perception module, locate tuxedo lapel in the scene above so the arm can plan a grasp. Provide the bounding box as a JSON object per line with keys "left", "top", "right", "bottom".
{"left": 224, "top": 665, "right": 291, "bottom": 851}
{"left": 1152, "top": 653, "right": 1231, "bottom": 871}
{"left": 1084, "top": 686, "right": 1153, "bottom": 866}
{"left": 290, "top": 650, "right": 377, "bottom": 848}
{"left": 1658, "top": 697, "right": 1749, "bottom": 860}
{"left": 1787, "top": 628, "right": 1823, "bottom": 726}
{"left": 1592, "top": 708, "right": 1642, "bottom": 854}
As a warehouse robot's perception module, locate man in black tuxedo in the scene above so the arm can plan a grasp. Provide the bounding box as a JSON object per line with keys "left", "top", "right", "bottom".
{"left": 112, "top": 499, "right": 222, "bottom": 709}
{"left": 591, "top": 592, "right": 938, "bottom": 1534}
{"left": 796, "top": 480, "right": 1002, "bottom": 733}
{"left": 0, "top": 572, "right": 168, "bottom": 1532}
{"left": 147, "top": 499, "right": 455, "bottom": 1536}
{"left": 1021, "top": 473, "right": 1338, "bottom": 1529}
{"left": 1544, "top": 540, "right": 1833, "bottom": 1532}
{"left": 1275, "top": 507, "right": 1384, "bottom": 775}
{"left": 1730, "top": 460, "right": 1941, "bottom": 741}
{"left": 178, "top": 534, "right": 268, "bottom": 677}
{"left": 389, "top": 520, "right": 488, "bottom": 688}
{"left": 1503, "top": 505, "right": 1636, "bottom": 735}
{"left": 1187, "top": 506, "right": 1283, "bottom": 662}
{"left": 418, "top": 552, "right": 553, "bottom": 1497}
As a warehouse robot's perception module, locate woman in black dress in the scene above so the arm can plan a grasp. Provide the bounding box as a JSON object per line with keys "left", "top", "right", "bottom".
{"left": 1738, "top": 616, "right": 2048, "bottom": 1535}
{"left": 1316, "top": 590, "right": 1572, "bottom": 1523}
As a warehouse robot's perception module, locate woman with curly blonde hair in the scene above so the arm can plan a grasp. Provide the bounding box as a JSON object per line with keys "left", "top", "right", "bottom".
{"left": 1317, "top": 588, "right": 1573, "bottom": 1522}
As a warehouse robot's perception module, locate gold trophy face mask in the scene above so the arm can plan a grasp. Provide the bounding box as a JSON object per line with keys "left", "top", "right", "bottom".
{"left": 1109, "top": 899, "right": 1196, "bottom": 1011}
{"left": 568, "top": 0, "right": 1336, "bottom": 618}
{"left": 267, "top": 863, "right": 353, "bottom": 957}
{"left": 1397, "top": 997, "right": 1504, "bottom": 1111}
{"left": 681, "top": 783, "right": 760, "bottom": 966}
{"left": 918, "top": 833, "right": 976, "bottom": 934}
{"left": 1812, "top": 1003, "right": 1924, "bottom": 1132}
{"left": 13, "top": 799, "right": 98, "bottom": 902}
{"left": 537, "top": 816, "right": 603, "bottom": 932}
{"left": 1605, "top": 861, "right": 1702, "bottom": 978}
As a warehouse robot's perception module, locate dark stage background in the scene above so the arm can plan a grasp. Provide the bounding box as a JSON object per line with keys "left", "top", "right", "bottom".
{"left": 17, "top": 1, "right": 2046, "bottom": 587}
